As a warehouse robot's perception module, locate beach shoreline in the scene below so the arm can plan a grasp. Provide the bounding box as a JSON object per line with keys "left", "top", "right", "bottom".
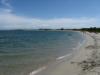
{"left": 29, "top": 31, "right": 100, "bottom": 75}
{"left": 30, "top": 32, "right": 94, "bottom": 75}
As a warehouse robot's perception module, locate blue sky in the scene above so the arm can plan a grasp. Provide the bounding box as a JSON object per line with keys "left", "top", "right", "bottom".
{"left": 0, "top": 0, "right": 100, "bottom": 29}
{"left": 10, "top": 0, "right": 100, "bottom": 18}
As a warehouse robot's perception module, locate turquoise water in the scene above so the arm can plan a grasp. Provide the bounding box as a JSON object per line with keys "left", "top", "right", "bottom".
{"left": 0, "top": 30, "right": 84, "bottom": 75}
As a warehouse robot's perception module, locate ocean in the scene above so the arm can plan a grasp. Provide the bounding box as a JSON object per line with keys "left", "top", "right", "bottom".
{"left": 0, "top": 30, "right": 84, "bottom": 75}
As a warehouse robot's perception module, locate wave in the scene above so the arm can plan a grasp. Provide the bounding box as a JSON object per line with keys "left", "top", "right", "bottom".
{"left": 56, "top": 35, "right": 86, "bottom": 61}
{"left": 29, "top": 66, "right": 46, "bottom": 75}
{"left": 56, "top": 54, "right": 72, "bottom": 60}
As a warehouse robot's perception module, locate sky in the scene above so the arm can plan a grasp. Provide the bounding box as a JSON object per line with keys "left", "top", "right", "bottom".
{"left": 0, "top": 0, "right": 100, "bottom": 30}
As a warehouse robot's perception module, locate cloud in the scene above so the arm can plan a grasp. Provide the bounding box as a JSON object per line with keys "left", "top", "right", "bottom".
{"left": 1, "top": 0, "right": 12, "bottom": 8}
{"left": 0, "top": 11, "right": 98, "bottom": 30}
{"left": 0, "top": 0, "right": 99, "bottom": 30}
{"left": 1, "top": 0, "right": 12, "bottom": 13}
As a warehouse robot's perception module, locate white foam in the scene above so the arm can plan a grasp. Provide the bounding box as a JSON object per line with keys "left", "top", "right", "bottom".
{"left": 56, "top": 54, "right": 72, "bottom": 60}
{"left": 29, "top": 66, "right": 46, "bottom": 75}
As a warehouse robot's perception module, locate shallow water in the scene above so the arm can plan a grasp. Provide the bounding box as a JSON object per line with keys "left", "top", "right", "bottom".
{"left": 0, "top": 30, "right": 84, "bottom": 75}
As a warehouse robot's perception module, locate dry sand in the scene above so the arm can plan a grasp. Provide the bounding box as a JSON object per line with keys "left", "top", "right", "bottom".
{"left": 32, "top": 32, "right": 100, "bottom": 75}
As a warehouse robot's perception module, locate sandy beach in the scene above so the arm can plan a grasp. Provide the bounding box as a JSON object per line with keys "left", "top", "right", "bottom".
{"left": 30, "top": 32, "right": 100, "bottom": 75}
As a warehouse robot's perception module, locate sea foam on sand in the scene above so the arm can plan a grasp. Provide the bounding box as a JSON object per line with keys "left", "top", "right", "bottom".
{"left": 29, "top": 67, "right": 46, "bottom": 75}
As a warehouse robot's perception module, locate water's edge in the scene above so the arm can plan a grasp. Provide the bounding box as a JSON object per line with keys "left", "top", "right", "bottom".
{"left": 29, "top": 31, "right": 86, "bottom": 75}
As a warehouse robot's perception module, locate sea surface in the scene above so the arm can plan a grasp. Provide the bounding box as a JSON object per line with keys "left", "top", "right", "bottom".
{"left": 0, "top": 30, "right": 84, "bottom": 75}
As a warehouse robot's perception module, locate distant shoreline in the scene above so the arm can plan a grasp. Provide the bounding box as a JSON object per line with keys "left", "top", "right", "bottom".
{"left": 0, "top": 29, "right": 75, "bottom": 32}
{"left": 0, "top": 27, "right": 100, "bottom": 33}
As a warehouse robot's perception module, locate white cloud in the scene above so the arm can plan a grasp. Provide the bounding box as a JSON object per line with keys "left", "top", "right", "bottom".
{"left": 1, "top": 0, "right": 12, "bottom": 13}
{"left": 1, "top": 0, "right": 12, "bottom": 8}
{"left": 0, "top": 11, "right": 98, "bottom": 30}
{"left": 0, "top": 0, "right": 99, "bottom": 30}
